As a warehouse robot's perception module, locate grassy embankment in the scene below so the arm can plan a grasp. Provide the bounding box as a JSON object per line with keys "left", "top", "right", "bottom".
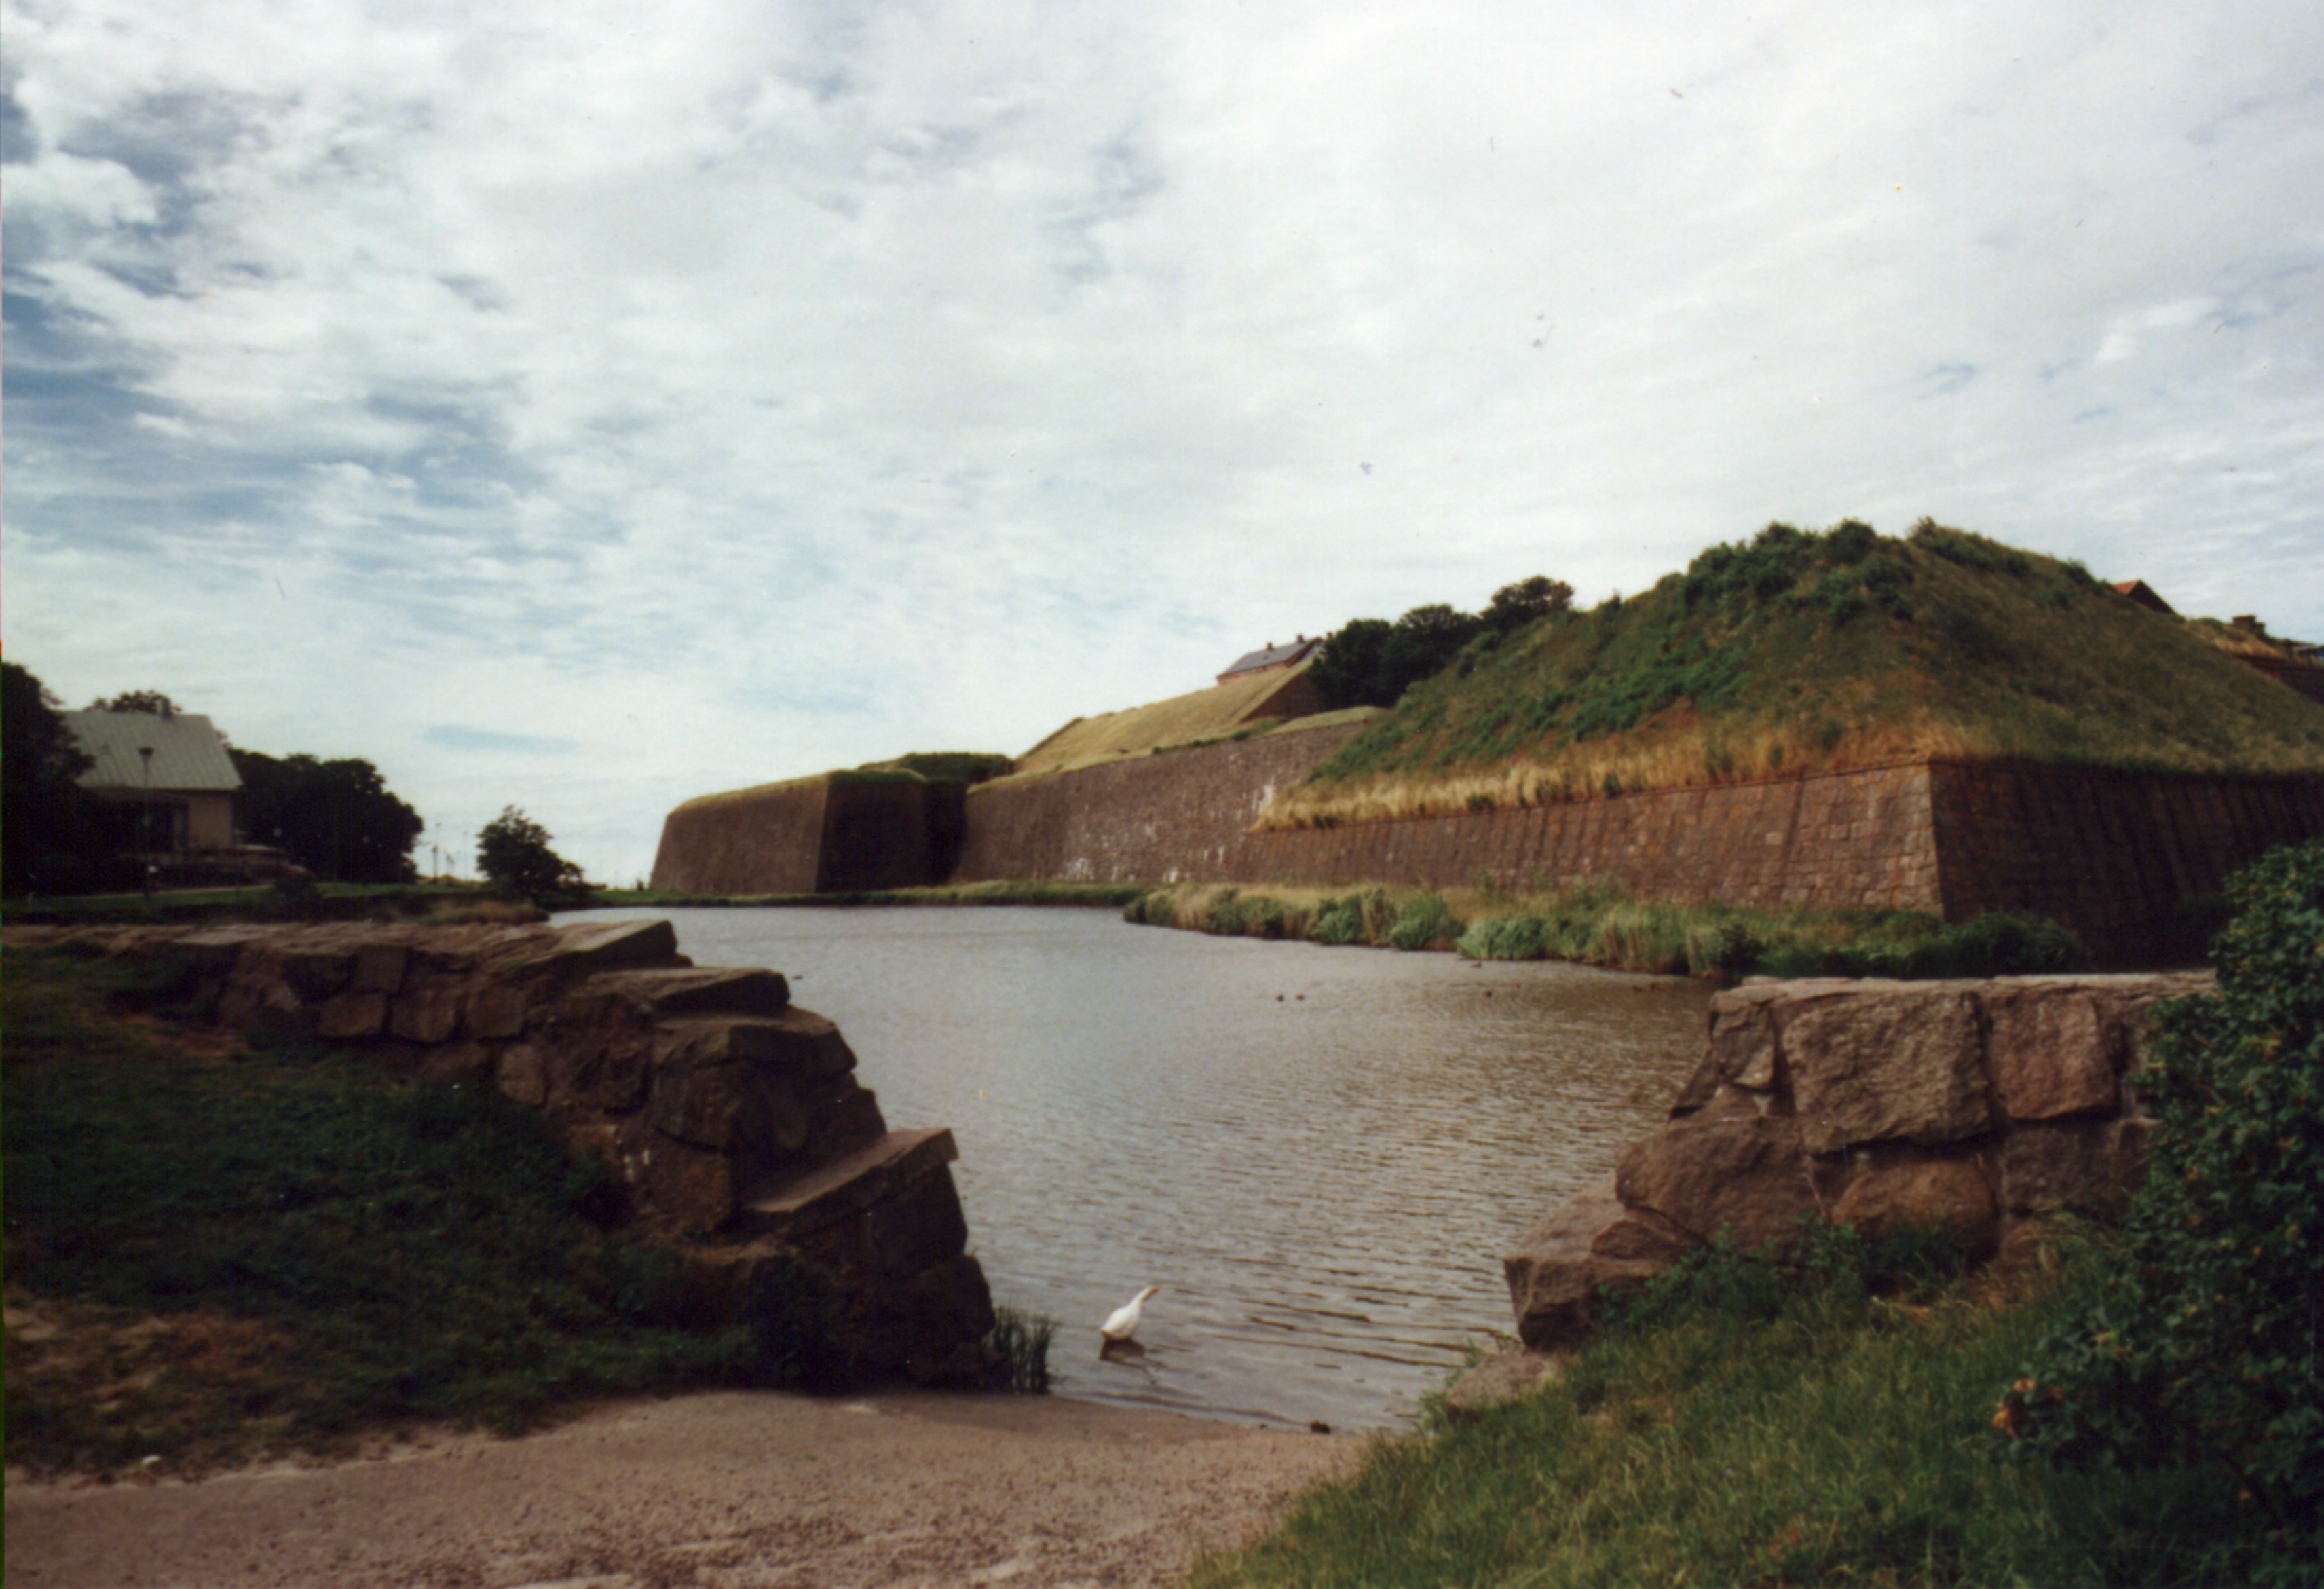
{"left": 1125, "top": 877, "right": 2092, "bottom": 980}
{"left": 2, "top": 881, "right": 549, "bottom": 928}
{"left": 1264, "top": 520, "right": 2324, "bottom": 831}
{"left": 0, "top": 952, "right": 1051, "bottom": 1476}
{"left": 1190, "top": 1233, "right": 2251, "bottom": 1588}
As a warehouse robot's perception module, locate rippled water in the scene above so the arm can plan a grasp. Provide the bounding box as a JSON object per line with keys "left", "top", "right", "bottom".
{"left": 562, "top": 905, "right": 1710, "bottom": 1431}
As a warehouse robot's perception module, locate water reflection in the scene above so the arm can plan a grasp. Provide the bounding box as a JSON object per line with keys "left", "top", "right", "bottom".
{"left": 561, "top": 905, "right": 1709, "bottom": 1430}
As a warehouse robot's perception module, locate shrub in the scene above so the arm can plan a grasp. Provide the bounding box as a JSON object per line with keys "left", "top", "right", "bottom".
{"left": 1995, "top": 839, "right": 2324, "bottom": 1580}
{"left": 1308, "top": 896, "right": 1366, "bottom": 946}
{"left": 1386, "top": 893, "right": 1461, "bottom": 951}
{"left": 1457, "top": 914, "right": 1552, "bottom": 961}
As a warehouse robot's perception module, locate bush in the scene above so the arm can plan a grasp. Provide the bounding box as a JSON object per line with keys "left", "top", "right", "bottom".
{"left": 1308, "top": 895, "right": 1366, "bottom": 946}
{"left": 1757, "top": 911, "right": 2086, "bottom": 980}
{"left": 1995, "top": 839, "right": 2324, "bottom": 1580}
{"left": 1386, "top": 892, "right": 1461, "bottom": 951}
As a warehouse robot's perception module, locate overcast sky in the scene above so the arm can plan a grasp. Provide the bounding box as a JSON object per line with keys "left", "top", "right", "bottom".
{"left": 6, "top": 0, "right": 2320, "bottom": 884}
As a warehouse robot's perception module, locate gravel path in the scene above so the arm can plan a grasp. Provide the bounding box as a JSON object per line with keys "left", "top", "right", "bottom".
{"left": 4, "top": 1389, "right": 1360, "bottom": 1588}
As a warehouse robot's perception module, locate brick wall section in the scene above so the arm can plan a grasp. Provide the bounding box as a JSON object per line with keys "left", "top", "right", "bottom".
{"left": 1245, "top": 763, "right": 1947, "bottom": 911}
{"left": 1928, "top": 762, "right": 2324, "bottom": 961}
{"left": 651, "top": 781, "right": 828, "bottom": 895}
{"left": 952, "top": 719, "right": 1372, "bottom": 884}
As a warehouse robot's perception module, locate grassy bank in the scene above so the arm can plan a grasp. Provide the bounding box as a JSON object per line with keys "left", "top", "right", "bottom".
{"left": 581, "top": 879, "right": 1148, "bottom": 910}
{"left": 1124, "top": 878, "right": 2092, "bottom": 979}
{"left": 1268, "top": 520, "right": 2324, "bottom": 829}
{"left": 1193, "top": 1234, "right": 2253, "bottom": 1588}
{"left": 3, "top": 881, "right": 548, "bottom": 928}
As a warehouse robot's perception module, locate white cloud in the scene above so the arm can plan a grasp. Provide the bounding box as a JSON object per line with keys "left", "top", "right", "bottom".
{"left": 6, "top": 0, "right": 2323, "bottom": 882}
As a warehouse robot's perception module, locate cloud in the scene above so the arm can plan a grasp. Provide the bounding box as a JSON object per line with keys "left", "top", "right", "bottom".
{"left": 5, "top": 0, "right": 2322, "bottom": 882}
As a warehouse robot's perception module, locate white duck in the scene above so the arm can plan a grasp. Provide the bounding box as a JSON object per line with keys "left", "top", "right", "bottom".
{"left": 1100, "top": 1286, "right": 1161, "bottom": 1346}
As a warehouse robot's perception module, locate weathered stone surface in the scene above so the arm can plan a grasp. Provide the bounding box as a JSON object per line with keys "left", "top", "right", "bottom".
{"left": 649, "top": 1062, "right": 768, "bottom": 1151}
{"left": 1829, "top": 1151, "right": 1998, "bottom": 1258}
{"left": 247, "top": 980, "right": 314, "bottom": 1046}
{"left": 390, "top": 981, "right": 462, "bottom": 1043}
{"left": 639, "top": 1130, "right": 736, "bottom": 1239}
{"left": 859, "top": 1166, "right": 973, "bottom": 1282}
{"left": 869, "top": 1254, "right": 997, "bottom": 1384}
{"left": 1615, "top": 1113, "right": 1818, "bottom": 1249}
{"left": 495, "top": 1043, "right": 546, "bottom": 1106}
{"left": 1780, "top": 985, "right": 1991, "bottom": 1153}
{"left": 350, "top": 944, "right": 408, "bottom": 994}
{"left": 738, "top": 1127, "right": 960, "bottom": 1239}
{"left": 652, "top": 1011, "right": 856, "bottom": 1077}
{"left": 1987, "top": 988, "right": 2119, "bottom": 1121}
{"left": 1709, "top": 989, "right": 1784, "bottom": 1090}
{"left": 278, "top": 948, "right": 354, "bottom": 1001}
{"left": 1505, "top": 1176, "right": 1698, "bottom": 1351}
{"left": 2001, "top": 1118, "right": 2152, "bottom": 1220}
{"left": 317, "top": 990, "right": 389, "bottom": 1040}
{"left": 1442, "top": 1349, "right": 1565, "bottom": 1423}
{"left": 546, "top": 917, "right": 685, "bottom": 972}
{"left": 420, "top": 1040, "right": 496, "bottom": 1082}
{"left": 589, "top": 967, "right": 791, "bottom": 1017}
{"left": 463, "top": 982, "right": 531, "bottom": 1041}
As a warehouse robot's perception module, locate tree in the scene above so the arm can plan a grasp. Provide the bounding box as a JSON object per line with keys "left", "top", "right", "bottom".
{"left": 1484, "top": 575, "right": 1575, "bottom": 634}
{"left": 3, "top": 662, "right": 107, "bottom": 895}
{"left": 477, "top": 806, "right": 582, "bottom": 900}
{"left": 1309, "top": 618, "right": 1395, "bottom": 710}
{"left": 231, "top": 749, "right": 423, "bottom": 883}
{"left": 87, "top": 690, "right": 184, "bottom": 716}
{"left": 1376, "top": 604, "right": 1484, "bottom": 700}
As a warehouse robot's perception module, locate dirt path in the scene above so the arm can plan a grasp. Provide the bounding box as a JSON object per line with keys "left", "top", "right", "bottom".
{"left": 3, "top": 1389, "right": 1360, "bottom": 1588}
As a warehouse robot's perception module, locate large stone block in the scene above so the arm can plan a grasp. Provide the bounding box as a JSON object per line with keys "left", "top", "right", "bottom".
{"left": 548, "top": 917, "right": 685, "bottom": 972}
{"left": 863, "top": 1254, "right": 996, "bottom": 1383}
{"left": 1504, "top": 1176, "right": 1698, "bottom": 1351}
{"left": 860, "top": 1165, "right": 973, "bottom": 1282}
{"left": 1827, "top": 1151, "right": 1998, "bottom": 1258}
{"left": 390, "top": 980, "right": 463, "bottom": 1044}
{"left": 495, "top": 1043, "right": 546, "bottom": 1106}
{"left": 652, "top": 1011, "right": 856, "bottom": 1077}
{"left": 588, "top": 966, "right": 792, "bottom": 1017}
{"left": 1615, "top": 1112, "right": 1819, "bottom": 1250}
{"left": 1987, "top": 988, "right": 2120, "bottom": 1121}
{"left": 639, "top": 1130, "right": 736, "bottom": 1239}
{"left": 350, "top": 943, "right": 408, "bottom": 994}
{"left": 316, "top": 989, "right": 388, "bottom": 1041}
{"left": 463, "top": 981, "right": 532, "bottom": 1041}
{"left": 1780, "top": 986, "right": 1991, "bottom": 1153}
{"left": 2001, "top": 1117, "right": 2152, "bottom": 1220}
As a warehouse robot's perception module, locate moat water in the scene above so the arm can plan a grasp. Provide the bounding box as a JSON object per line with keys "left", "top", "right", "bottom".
{"left": 562, "top": 905, "right": 1710, "bottom": 1432}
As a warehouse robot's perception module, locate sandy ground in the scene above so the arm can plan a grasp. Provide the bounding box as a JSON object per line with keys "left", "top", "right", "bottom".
{"left": 3, "top": 1389, "right": 1361, "bottom": 1589}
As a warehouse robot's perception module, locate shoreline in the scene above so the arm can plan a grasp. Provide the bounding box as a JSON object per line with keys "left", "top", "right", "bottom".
{"left": 5, "top": 1386, "right": 1360, "bottom": 1589}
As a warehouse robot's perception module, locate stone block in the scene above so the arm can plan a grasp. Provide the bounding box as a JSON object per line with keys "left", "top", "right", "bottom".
{"left": 350, "top": 944, "right": 408, "bottom": 994}
{"left": 1442, "top": 1350, "right": 1565, "bottom": 1424}
{"left": 548, "top": 918, "right": 685, "bottom": 972}
{"left": 653, "top": 1011, "right": 857, "bottom": 1077}
{"left": 390, "top": 982, "right": 462, "bottom": 1044}
{"left": 495, "top": 1043, "right": 546, "bottom": 1106}
{"left": 1616, "top": 1112, "right": 1818, "bottom": 1250}
{"left": 463, "top": 982, "right": 531, "bottom": 1041}
{"left": 588, "top": 966, "right": 791, "bottom": 1017}
{"left": 318, "top": 994, "right": 390, "bottom": 1041}
{"left": 865, "top": 1254, "right": 996, "bottom": 1382}
{"left": 860, "top": 1165, "right": 972, "bottom": 1282}
{"left": 640, "top": 1130, "right": 736, "bottom": 1239}
{"left": 248, "top": 981, "right": 315, "bottom": 1047}
{"left": 1828, "top": 1151, "right": 1998, "bottom": 1258}
{"left": 1987, "top": 988, "right": 2120, "bottom": 1121}
{"left": 2000, "top": 1117, "right": 2152, "bottom": 1220}
{"left": 278, "top": 948, "right": 354, "bottom": 1001}
{"left": 1504, "top": 1176, "right": 1697, "bottom": 1351}
{"left": 419, "top": 1040, "right": 496, "bottom": 1082}
{"left": 650, "top": 1063, "right": 755, "bottom": 1151}
{"left": 738, "top": 1127, "right": 960, "bottom": 1240}
{"left": 1780, "top": 986, "right": 1991, "bottom": 1153}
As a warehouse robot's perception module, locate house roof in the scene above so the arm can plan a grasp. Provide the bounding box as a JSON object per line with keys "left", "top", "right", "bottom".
{"left": 2112, "top": 579, "right": 2177, "bottom": 616}
{"left": 64, "top": 710, "right": 242, "bottom": 793}
{"left": 1218, "top": 636, "right": 1323, "bottom": 681}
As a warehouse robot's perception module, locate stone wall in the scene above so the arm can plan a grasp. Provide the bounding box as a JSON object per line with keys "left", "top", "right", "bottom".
{"left": 6, "top": 918, "right": 997, "bottom": 1384}
{"left": 1927, "top": 761, "right": 2324, "bottom": 960}
{"left": 950, "top": 718, "right": 1372, "bottom": 884}
{"left": 1503, "top": 971, "right": 2209, "bottom": 1351}
{"left": 648, "top": 777, "right": 968, "bottom": 897}
{"left": 1245, "top": 762, "right": 1947, "bottom": 912}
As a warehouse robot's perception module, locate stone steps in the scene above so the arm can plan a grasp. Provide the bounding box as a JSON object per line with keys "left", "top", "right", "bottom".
{"left": 737, "top": 1127, "right": 958, "bottom": 1240}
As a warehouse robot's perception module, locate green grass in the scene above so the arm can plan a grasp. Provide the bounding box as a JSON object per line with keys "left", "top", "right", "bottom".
{"left": 1193, "top": 1237, "right": 2254, "bottom": 1588}
{"left": 1, "top": 952, "right": 842, "bottom": 1474}
{"left": 1125, "top": 877, "right": 2091, "bottom": 979}
{"left": 986, "top": 1305, "right": 1059, "bottom": 1394}
{"left": 1269, "top": 520, "right": 2324, "bottom": 829}
{"left": 2, "top": 881, "right": 530, "bottom": 926}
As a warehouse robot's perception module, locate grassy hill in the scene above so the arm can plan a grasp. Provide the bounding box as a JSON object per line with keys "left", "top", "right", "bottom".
{"left": 1264, "top": 519, "right": 2324, "bottom": 830}
{"left": 1000, "top": 665, "right": 1376, "bottom": 782}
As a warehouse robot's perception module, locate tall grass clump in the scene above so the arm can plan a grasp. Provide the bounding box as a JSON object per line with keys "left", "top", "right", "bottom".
{"left": 1995, "top": 838, "right": 2324, "bottom": 1582}
{"left": 1384, "top": 892, "right": 1462, "bottom": 950}
{"left": 986, "top": 1305, "right": 1059, "bottom": 1394}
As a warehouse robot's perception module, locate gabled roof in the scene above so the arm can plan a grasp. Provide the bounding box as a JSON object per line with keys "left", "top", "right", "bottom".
{"left": 2111, "top": 579, "right": 2177, "bottom": 616}
{"left": 1218, "top": 637, "right": 1323, "bottom": 681}
{"left": 64, "top": 710, "right": 242, "bottom": 793}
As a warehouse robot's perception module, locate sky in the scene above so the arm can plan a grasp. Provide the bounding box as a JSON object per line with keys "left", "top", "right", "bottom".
{"left": 5, "top": 0, "right": 2321, "bottom": 885}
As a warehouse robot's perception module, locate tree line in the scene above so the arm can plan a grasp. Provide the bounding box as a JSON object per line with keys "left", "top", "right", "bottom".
{"left": 1306, "top": 574, "right": 1574, "bottom": 710}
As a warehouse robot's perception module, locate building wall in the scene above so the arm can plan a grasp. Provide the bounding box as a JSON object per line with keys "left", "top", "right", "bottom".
{"left": 649, "top": 781, "right": 829, "bottom": 895}
{"left": 952, "top": 719, "right": 1372, "bottom": 884}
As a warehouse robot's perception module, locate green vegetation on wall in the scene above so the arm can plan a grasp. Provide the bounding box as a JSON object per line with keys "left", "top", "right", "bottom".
{"left": 1268, "top": 520, "right": 2324, "bottom": 829}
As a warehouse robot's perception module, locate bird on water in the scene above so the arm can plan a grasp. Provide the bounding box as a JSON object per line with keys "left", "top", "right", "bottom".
{"left": 1101, "top": 1286, "right": 1161, "bottom": 1347}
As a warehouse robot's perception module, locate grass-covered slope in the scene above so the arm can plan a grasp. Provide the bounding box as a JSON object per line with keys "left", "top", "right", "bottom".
{"left": 1266, "top": 520, "right": 2324, "bottom": 829}
{"left": 1005, "top": 663, "right": 1353, "bottom": 780}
